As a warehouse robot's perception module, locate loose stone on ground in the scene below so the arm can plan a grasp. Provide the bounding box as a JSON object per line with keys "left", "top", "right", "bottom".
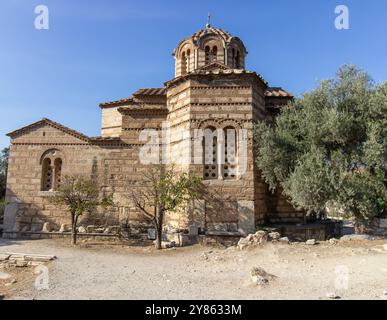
{"left": 250, "top": 267, "right": 277, "bottom": 286}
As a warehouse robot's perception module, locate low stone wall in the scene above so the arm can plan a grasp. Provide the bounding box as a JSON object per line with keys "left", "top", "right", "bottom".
{"left": 199, "top": 234, "right": 240, "bottom": 247}
{"left": 368, "top": 218, "right": 387, "bottom": 236}
{"left": 272, "top": 220, "right": 343, "bottom": 242}
{"left": 1, "top": 230, "right": 121, "bottom": 241}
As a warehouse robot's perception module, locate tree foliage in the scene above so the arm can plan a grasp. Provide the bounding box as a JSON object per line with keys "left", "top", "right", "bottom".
{"left": 50, "top": 175, "right": 112, "bottom": 245}
{"left": 254, "top": 65, "right": 386, "bottom": 227}
{"left": 130, "top": 165, "right": 202, "bottom": 249}
{"left": 0, "top": 148, "right": 9, "bottom": 199}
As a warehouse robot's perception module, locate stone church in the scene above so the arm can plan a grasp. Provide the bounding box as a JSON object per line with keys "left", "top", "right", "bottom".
{"left": 3, "top": 23, "right": 304, "bottom": 238}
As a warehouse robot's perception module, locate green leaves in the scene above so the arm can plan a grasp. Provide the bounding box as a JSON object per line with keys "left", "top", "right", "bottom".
{"left": 130, "top": 165, "right": 202, "bottom": 221}
{"left": 337, "top": 170, "right": 385, "bottom": 222}
{"left": 0, "top": 148, "right": 9, "bottom": 199}
{"left": 282, "top": 146, "right": 338, "bottom": 215}
{"left": 152, "top": 168, "right": 202, "bottom": 213}
{"left": 254, "top": 65, "right": 386, "bottom": 222}
{"left": 50, "top": 175, "right": 112, "bottom": 217}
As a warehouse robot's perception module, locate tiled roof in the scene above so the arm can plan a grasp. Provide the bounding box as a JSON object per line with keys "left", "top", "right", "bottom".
{"left": 265, "top": 87, "right": 293, "bottom": 98}
{"left": 89, "top": 136, "right": 123, "bottom": 144}
{"left": 118, "top": 105, "right": 168, "bottom": 114}
{"left": 101, "top": 85, "right": 293, "bottom": 108}
{"left": 7, "top": 118, "right": 89, "bottom": 141}
{"left": 196, "top": 61, "right": 233, "bottom": 71}
{"left": 100, "top": 88, "right": 167, "bottom": 108}
{"left": 99, "top": 97, "right": 135, "bottom": 108}
{"left": 174, "top": 25, "right": 247, "bottom": 57}
{"left": 175, "top": 26, "right": 234, "bottom": 52}
{"left": 133, "top": 88, "right": 166, "bottom": 96}
{"left": 191, "top": 26, "right": 233, "bottom": 43}
{"left": 165, "top": 67, "right": 268, "bottom": 87}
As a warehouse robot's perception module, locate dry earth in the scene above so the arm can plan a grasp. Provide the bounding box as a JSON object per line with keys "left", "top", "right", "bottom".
{"left": 1, "top": 238, "right": 387, "bottom": 300}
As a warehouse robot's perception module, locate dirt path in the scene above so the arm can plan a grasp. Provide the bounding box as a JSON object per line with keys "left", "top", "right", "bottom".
{"left": 1, "top": 238, "right": 386, "bottom": 300}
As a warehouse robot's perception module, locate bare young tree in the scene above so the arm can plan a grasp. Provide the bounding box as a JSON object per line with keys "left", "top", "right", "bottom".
{"left": 130, "top": 165, "right": 202, "bottom": 250}
{"left": 50, "top": 175, "right": 112, "bottom": 245}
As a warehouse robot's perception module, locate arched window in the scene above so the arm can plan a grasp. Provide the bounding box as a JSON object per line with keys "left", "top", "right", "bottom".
{"left": 211, "top": 46, "right": 217, "bottom": 62}
{"left": 181, "top": 51, "right": 187, "bottom": 75}
{"left": 54, "top": 158, "right": 62, "bottom": 190}
{"left": 41, "top": 158, "right": 53, "bottom": 191}
{"left": 202, "top": 127, "right": 239, "bottom": 180}
{"left": 223, "top": 127, "right": 238, "bottom": 179}
{"left": 231, "top": 48, "right": 236, "bottom": 67}
{"left": 186, "top": 49, "right": 191, "bottom": 73}
{"left": 40, "top": 149, "right": 63, "bottom": 191}
{"left": 203, "top": 127, "right": 218, "bottom": 180}
{"left": 205, "top": 46, "right": 211, "bottom": 64}
{"left": 205, "top": 45, "right": 218, "bottom": 65}
{"left": 235, "top": 50, "right": 241, "bottom": 69}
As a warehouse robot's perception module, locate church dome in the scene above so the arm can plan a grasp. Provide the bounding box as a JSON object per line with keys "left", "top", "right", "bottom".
{"left": 173, "top": 23, "right": 247, "bottom": 78}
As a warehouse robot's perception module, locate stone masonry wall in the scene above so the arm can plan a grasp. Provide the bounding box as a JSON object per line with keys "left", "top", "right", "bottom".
{"left": 4, "top": 77, "right": 304, "bottom": 237}
{"left": 4, "top": 127, "right": 159, "bottom": 234}
{"left": 165, "top": 74, "right": 260, "bottom": 235}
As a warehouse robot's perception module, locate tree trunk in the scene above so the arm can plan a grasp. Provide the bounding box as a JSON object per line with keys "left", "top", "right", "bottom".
{"left": 156, "top": 225, "right": 162, "bottom": 250}
{"left": 155, "top": 208, "right": 164, "bottom": 250}
{"left": 71, "top": 214, "right": 78, "bottom": 246}
{"left": 353, "top": 209, "right": 369, "bottom": 234}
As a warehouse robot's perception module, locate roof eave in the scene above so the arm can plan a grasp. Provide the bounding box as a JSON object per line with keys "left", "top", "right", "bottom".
{"left": 6, "top": 118, "right": 90, "bottom": 142}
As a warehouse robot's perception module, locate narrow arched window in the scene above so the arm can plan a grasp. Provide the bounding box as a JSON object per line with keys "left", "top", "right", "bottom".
{"left": 203, "top": 127, "right": 218, "bottom": 180}
{"left": 231, "top": 48, "right": 236, "bottom": 67}
{"left": 186, "top": 49, "right": 191, "bottom": 73}
{"left": 41, "top": 158, "right": 53, "bottom": 191}
{"left": 181, "top": 51, "right": 187, "bottom": 75}
{"left": 205, "top": 46, "right": 211, "bottom": 64}
{"left": 54, "top": 158, "right": 62, "bottom": 190}
{"left": 223, "top": 127, "right": 237, "bottom": 179}
{"left": 235, "top": 50, "right": 241, "bottom": 69}
{"left": 211, "top": 46, "right": 217, "bottom": 62}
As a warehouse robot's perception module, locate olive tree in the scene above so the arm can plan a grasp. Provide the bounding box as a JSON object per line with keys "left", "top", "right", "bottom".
{"left": 254, "top": 65, "right": 386, "bottom": 231}
{"left": 0, "top": 148, "right": 9, "bottom": 199}
{"left": 50, "top": 175, "right": 112, "bottom": 245}
{"left": 130, "top": 165, "right": 202, "bottom": 250}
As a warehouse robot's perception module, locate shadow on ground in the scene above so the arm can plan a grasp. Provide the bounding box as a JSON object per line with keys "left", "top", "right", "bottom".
{"left": 0, "top": 238, "right": 22, "bottom": 247}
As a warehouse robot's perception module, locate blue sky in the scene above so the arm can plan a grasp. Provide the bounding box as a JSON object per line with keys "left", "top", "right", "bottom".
{"left": 1, "top": 0, "right": 386, "bottom": 150}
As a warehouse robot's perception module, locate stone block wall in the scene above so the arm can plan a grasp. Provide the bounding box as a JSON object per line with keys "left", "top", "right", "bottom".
{"left": 4, "top": 132, "right": 157, "bottom": 234}
{"left": 164, "top": 73, "right": 261, "bottom": 234}
{"left": 101, "top": 106, "right": 122, "bottom": 137}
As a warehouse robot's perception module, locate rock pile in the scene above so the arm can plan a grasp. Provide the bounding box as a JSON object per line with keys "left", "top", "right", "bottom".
{"left": 328, "top": 238, "right": 339, "bottom": 245}
{"left": 0, "top": 252, "right": 55, "bottom": 270}
{"left": 152, "top": 241, "right": 176, "bottom": 249}
{"left": 237, "top": 230, "right": 282, "bottom": 250}
{"left": 278, "top": 237, "right": 290, "bottom": 244}
{"left": 306, "top": 239, "right": 317, "bottom": 245}
{"left": 237, "top": 231, "right": 267, "bottom": 250}
{"left": 77, "top": 225, "right": 120, "bottom": 235}
{"left": 340, "top": 234, "right": 376, "bottom": 241}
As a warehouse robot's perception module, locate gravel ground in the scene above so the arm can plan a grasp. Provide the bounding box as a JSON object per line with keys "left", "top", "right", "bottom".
{"left": 1, "top": 238, "right": 387, "bottom": 300}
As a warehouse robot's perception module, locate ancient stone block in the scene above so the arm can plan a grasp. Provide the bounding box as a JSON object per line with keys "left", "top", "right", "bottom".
{"left": 237, "top": 200, "right": 255, "bottom": 236}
